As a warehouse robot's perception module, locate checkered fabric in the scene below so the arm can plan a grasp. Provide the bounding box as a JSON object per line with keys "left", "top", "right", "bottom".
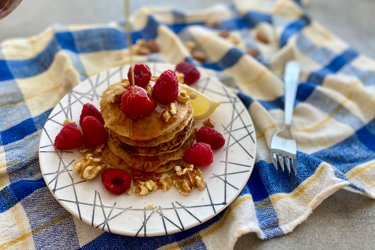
{"left": 1, "top": 0, "right": 375, "bottom": 249}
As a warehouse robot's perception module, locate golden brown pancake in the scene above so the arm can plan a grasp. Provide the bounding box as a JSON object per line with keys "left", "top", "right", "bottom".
{"left": 112, "top": 109, "right": 193, "bottom": 147}
{"left": 102, "top": 146, "right": 129, "bottom": 170}
{"left": 109, "top": 119, "right": 195, "bottom": 156}
{"left": 101, "top": 81, "right": 192, "bottom": 141}
{"left": 107, "top": 134, "right": 195, "bottom": 172}
{"left": 102, "top": 145, "right": 179, "bottom": 173}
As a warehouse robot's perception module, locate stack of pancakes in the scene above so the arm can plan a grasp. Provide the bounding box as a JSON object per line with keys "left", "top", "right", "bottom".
{"left": 100, "top": 81, "right": 195, "bottom": 173}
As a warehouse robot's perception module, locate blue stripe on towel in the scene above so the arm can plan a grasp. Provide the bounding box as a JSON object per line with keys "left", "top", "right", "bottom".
{"left": 202, "top": 48, "right": 244, "bottom": 70}
{"left": 306, "top": 48, "right": 359, "bottom": 86}
{"left": 168, "top": 11, "right": 272, "bottom": 33}
{"left": 0, "top": 59, "right": 13, "bottom": 81}
{"left": 280, "top": 15, "right": 310, "bottom": 47}
{"left": 250, "top": 153, "right": 322, "bottom": 198}
{"left": 313, "top": 118, "right": 375, "bottom": 173}
{"left": 0, "top": 178, "right": 45, "bottom": 213}
{"left": 0, "top": 118, "right": 37, "bottom": 145}
{"left": 0, "top": 10, "right": 272, "bottom": 81}
{"left": 56, "top": 31, "right": 79, "bottom": 52}
{"left": 0, "top": 110, "right": 50, "bottom": 145}
{"left": 237, "top": 48, "right": 360, "bottom": 113}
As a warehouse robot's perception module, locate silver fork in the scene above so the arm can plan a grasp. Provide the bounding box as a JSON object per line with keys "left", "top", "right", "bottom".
{"left": 270, "top": 61, "right": 300, "bottom": 175}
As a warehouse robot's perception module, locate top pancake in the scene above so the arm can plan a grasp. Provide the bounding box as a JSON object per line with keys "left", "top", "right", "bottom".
{"left": 100, "top": 81, "right": 191, "bottom": 141}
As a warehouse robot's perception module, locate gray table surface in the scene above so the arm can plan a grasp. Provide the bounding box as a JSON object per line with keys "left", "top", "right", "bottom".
{"left": 1, "top": 0, "right": 375, "bottom": 249}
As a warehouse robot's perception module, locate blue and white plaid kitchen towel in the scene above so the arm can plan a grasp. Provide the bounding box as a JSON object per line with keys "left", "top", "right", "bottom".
{"left": 1, "top": 0, "right": 375, "bottom": 249}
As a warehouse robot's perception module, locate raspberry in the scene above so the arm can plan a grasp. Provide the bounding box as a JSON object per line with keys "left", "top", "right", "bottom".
{"left": 54, "top": 122, "right": 83, "bottom": 150}
{"left": 101, "top": 168, "right": 131, "bottom": 195}
{"left": 127, "top": 64, "right": 152, "bottom": 88}
{"left": 183, "top": 142, "right": 213, "bottom": 167}
{"left": 152, "top": 70, "right": 179, "bottom": 105}
{"left": 80, "top": 103, "right": 104, "bottom": 127}
{"left": 81, "top": 116, "right": 108, "bottom": 145}
{"left": 196, "top": 126, "right": 225, "bottom": 149}
{"left": 121, "top": 86, "right": 156, "bottom": 120}
{"left": 175, "top": 62, "right": 200, "bottom": 85}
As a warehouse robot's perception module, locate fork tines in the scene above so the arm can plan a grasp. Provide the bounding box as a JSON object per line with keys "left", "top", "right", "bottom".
{"left": 272, "top": 152, "right": 297, "bottom": 175}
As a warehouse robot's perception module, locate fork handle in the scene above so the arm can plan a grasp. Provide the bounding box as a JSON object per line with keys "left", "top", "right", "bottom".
{"left": 284, "top": 61, "right": 300, "bottom": 126}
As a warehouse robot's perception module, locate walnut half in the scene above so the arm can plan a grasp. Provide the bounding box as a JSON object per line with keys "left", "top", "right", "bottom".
{"left": 172, "top": 164, "right": 206, "bottom": 195}
{"left": 73, "top": 153, "right": 107, "bottom": 180}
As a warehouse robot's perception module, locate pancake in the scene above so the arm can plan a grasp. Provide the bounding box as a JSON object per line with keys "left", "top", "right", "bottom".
{"left": 112, "top": 108, "right": 193, "bottom": 147}
{"left": 101, "top": 81, "right": 191, "bottom": 141}
{"left": 102, "top": 145, "right": 178, "bottom": 173}
{"left": 102, "top": 146, "right": 129, "bottom": 170}
{"left": 110, "top": 118, "right": 195, "bottom": 156}
{"left": 108, "top": 134, "right": 195, "bottom": 172}
{"left": 153, "top": 160, "right": 182, "bottom": 173}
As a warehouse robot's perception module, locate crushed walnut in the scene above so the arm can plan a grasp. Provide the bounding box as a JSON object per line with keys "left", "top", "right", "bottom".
{"left": 162, "top": 103, "right": 178, "bottom": 123}
{"left": 160, "top": 175, "right": 173, "bottom": 191}
{"left": 135, "top": 180, "right": 159, "bottom": 196}
{"left": 184, "top": 40, "right": 196, "bottom": 52}
{"left": 203, "top": 118, "right": 215, "bottom": 128}
{"left": 108, "top": 83, "right": 126, "bottom": 103}
{"left": 175, "top": 72, "right": 184, "bottom": 83}
{"left": 172, "top": 164, "right": 206, "bottom": 195}
{"left": 63, "top": 119, "right": 74, "bottom": 126}
{"left": 132, "top": 39, "right": 160, "bottom": 56}
{"left": 192, "top": 50, "right": 207, "bottom": 62}
{"left": 177, "top": 90, "right": 190, "bottom": 103}
{"left": 73, "top": 145, "right": 107, "bottom": 180}
{"left": 133, "top": 171, "right": 162, "bottom": 196}
{"left": 73, "top": 151, "right": 107, "bottom": 180}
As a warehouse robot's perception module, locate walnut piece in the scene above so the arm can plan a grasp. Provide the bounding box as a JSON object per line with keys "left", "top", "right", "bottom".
{"left": 177, "top": 91, "right": 190, "bottom": 103}
{"left": 175, "top": 72, "right": 184, "bottom": 83}
{"left": 184, "top": 40, "right": 196, "bottom": 52}
{"left": 203, "top": 118, "right": 215, "bottom": 128}
{"left": 192, "top": 50, "right": 207, "bottom": 62}
{"left": 169, "top": 103, "right": 177, "bottom": 115}
{"left": 247, "top": 48, "right": 258, "bottom": 58}
{"left": 256, "top": 29, "right": 269, "bottom": 44}
{"left": 162, "top": 109, "right": 172, "bottom": 123}
{"left": 135, "top": 180, "right": 158, "bottom": 196}
{"left": 73, "top": 153, "right": 107, "bottom": 180}
{"left": 145, "top": 40, "right": 159, "bottom": 53}
{"left": 108, "top": 83, "right": 126, "bottom": 103}
{"left": 172, "top": 164, "right": 206, "bottom": 195}
{"left": 134, "top": 38, "right": 159, "bottom": 55}
{"left": 137, "top": 46, "right": 150, "bottom": 55}
{"left": 162, "top": 103, "right": 178, "bottom": 123}
{"left": 63, "top": 119, "right": 74, "bottom": 126}
{"left": 160, "top": 175, "right": 173, "bottom": 191}
{"left": 133, "top": 171, "right": 162, "bottom": 196}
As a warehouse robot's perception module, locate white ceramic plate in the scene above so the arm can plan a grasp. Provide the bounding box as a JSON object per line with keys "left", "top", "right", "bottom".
{"left": 39, "top": 63, "right": 256, "bottom": 237}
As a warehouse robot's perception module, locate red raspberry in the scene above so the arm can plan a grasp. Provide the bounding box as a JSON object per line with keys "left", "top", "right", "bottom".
{"left": 127, "top": 64, "right": 152, "bottom": 88}
{"left": 196, "top": 126, "right": 225, "bottom": 149}
{"left": 175, "top": 62, "right": 200, "bottom": 85}
{"left": 152, "top": 70, "right": 179, "bottom": 105}
{"left": 183, "top": 142, "right": 213, "bottom": 167}
{"left": 54, "top": 122, "right": 83, "bottom": 150}
{"left": 101, "top": 168, "right": 131, "bottom": 195}
{"left": 81, "top": 116, "right": 108, "bottom": 145}
{"left": 80, "top": 103, "right": 104, "bottom": 127}
{"left": 121, "top": 86, "right": 156, "bottom": 120}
